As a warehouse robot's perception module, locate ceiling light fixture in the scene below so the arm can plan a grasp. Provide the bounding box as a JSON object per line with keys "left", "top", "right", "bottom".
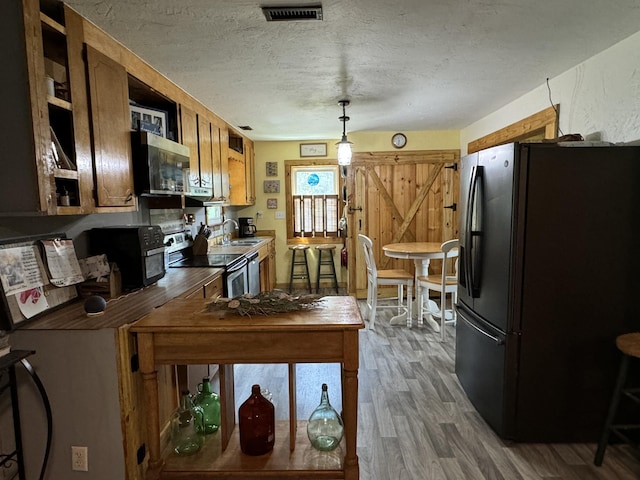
{"left": 336, "top": 100, "right": 352, "bottom": 166}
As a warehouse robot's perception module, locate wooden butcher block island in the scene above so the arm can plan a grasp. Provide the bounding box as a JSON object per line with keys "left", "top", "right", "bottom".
{"left": 131, "top": 295, "right": 364, "bottom": 480}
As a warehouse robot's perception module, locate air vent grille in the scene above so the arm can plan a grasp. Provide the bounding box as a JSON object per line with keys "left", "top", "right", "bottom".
{"left": 262, "top": 5, "right": 323, "bottom": 21}
{"left": 238, "top": 125, "right": 253, "bottom": 131}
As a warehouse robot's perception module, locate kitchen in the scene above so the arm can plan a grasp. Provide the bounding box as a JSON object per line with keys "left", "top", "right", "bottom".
{"left": 2, "top": 0, "right": 640, "bottom": 479}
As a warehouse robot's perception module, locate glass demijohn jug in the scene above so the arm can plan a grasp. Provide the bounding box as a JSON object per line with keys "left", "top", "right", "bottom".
{"left": 307, "top": 383, "right": 344, "bottom": 451}
{"left": 171, "top": 390, "right": 205, "bottom": 456}
{"left": 193, "top": 377, "right": 221, "bottom": 434}
{"left": 238, "top": 384, "right": 275, "bottom": 455}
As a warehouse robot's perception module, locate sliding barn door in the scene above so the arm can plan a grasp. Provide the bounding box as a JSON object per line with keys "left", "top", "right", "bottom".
{"left": 346, "top": 150, "right": 460, "bottom": 298}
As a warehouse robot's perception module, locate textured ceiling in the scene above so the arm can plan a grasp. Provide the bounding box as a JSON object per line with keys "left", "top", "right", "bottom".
{"left": 64, "top": 0, "right": 640, "bottom": 141}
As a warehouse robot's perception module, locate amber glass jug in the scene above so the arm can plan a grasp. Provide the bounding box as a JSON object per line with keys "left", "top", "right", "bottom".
{"left": 238, "top": 384, "right": 275, "bottom": 455}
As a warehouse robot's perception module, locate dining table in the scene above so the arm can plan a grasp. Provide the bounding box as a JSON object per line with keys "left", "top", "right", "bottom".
{"left": 382, "top": 242, "right": 453, "bottom": 329}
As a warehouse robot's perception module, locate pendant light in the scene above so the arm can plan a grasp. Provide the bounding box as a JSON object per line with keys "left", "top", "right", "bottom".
{"left": 336, "top": 100, "right": 352, "bottom": 166}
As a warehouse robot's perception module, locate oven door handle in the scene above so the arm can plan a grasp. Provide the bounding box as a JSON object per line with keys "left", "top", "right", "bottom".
{"left": 226, "top": 257, "right": 248, "bottom": 273}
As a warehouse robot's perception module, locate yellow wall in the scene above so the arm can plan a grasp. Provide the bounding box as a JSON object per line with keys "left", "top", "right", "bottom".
{"left": 239, "top": 130, "right": 460, "bottom": 288}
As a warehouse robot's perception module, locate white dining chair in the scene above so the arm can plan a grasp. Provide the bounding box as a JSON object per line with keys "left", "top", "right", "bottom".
{"left": 417, "top": 239, "right": 459, "bottom": 341}
{"left": 358, "top": 234, "right": 414, "bottom": 330}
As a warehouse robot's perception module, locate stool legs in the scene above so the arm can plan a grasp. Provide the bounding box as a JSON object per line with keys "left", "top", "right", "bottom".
{"left": 289, "top": 248, "right": 312, "bottom": 293}
{"left": 315, "top": 248, "right": 339, "bottom": 294}
{"left": 594, "top": 354, "right": 630, "bottom": 466}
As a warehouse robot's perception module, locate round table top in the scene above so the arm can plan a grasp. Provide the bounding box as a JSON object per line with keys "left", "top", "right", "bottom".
{"left": 382, "top": 242, "right": 443, "bottom": 256}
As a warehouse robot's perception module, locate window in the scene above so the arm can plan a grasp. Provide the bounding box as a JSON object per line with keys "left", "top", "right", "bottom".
{"left": 286, "top": 162, "right": 342, "bottom": 240}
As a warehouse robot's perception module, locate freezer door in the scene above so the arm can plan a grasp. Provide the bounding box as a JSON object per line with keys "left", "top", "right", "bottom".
{"left": 455, "top": 304, "right": 513, "bottom": 438}
{"left": 458, "top": 143, "right": 515, "bottom": 332}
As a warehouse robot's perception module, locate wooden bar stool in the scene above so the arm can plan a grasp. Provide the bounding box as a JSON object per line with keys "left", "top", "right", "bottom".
{"left": 288, "top": 245, "right": 312, "bottom": 293}
{"left": 315, "top": 245, "right": 339, "bottom": 294}
{"left": 594, "top": 332, "right": 640, "bottom": 466}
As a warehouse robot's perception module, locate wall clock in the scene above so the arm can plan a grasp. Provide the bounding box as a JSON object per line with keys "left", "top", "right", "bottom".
{"left": 392, "top": 133, "right": 407, "bottom": 149}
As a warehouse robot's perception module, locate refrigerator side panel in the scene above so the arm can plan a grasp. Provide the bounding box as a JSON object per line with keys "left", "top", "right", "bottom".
{"left": 470, "top": 143, "right": 516, "bottom": 333}
{"left": 514, "top": 144, "right": 640, "bottom": 441}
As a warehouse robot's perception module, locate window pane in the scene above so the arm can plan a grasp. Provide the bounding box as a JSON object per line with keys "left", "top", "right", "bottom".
{"left": 293, "top": 168, "right": 337, "bottom": 195}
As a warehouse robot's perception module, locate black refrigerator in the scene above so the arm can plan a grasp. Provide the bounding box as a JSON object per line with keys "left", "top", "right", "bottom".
{"left": 455, "top": 141, "right": 640, "bottom": 442}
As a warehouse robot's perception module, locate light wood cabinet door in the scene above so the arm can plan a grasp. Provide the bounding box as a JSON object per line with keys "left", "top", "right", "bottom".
{"left": 212, "top": 124, "right": 230, "bottom": 202}
{"left": 244, "top": 139, "right": 256, "bottom": 204}
{"left": 227, "top": 137, "right": 255, "bottom": 206}
{"left": 86, "top": 45, "right": 135, "bottom": 208}
{"left": 180, "top": 105, "right": 200, "bottom": 190}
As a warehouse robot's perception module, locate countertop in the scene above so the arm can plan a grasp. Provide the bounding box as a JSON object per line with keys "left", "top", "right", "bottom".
{"left": 17, "top": 267, "right": 224, "bottom": 331}
{"left": 205, "top": 236, "right": 272, "bottom": 255}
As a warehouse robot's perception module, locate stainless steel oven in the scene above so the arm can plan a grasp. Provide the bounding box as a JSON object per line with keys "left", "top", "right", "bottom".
{"left": 167, "top": 245, "right": 249, "bottom": 297}
{"left": 225, "top": 256, "right": 248, "bottom": 297}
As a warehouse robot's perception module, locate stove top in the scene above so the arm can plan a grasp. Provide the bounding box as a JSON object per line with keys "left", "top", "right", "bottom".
{"left": 169, "top": 253, "right": 245, "bottom": 269}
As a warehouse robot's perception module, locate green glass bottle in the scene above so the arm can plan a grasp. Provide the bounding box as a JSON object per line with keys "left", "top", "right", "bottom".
{"left": 193, "top": 377, "right": 221, "bottom": 434}
{"left": 307, "top": 383, "right": 344, "bottom": 451}
{"left": 171, "top": 390, "right": 204, "bottom": 456}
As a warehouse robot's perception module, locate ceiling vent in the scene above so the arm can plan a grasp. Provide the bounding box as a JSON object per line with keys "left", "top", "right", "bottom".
{"left": 261, "top": 5, "right": 323, "bottom": 21}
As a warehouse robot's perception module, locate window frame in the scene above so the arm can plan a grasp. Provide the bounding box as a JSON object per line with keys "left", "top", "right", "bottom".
{"left": 285, "top": 159, "right": 345, "bottom": 245}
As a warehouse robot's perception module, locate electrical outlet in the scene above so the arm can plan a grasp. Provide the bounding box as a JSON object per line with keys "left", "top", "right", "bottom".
{"left": 275, "top": 211, "right": 285, "bottom": 219}
{"left": 71, "top": 446, "right": 88, "bottom": 471}
{"left": 256, "top": 211, "right": 263, "bottom": 219}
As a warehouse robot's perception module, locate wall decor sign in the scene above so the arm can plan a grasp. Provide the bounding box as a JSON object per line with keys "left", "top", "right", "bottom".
{"left": 266, "top": 161, "right": 278, "bottom": 177}
{"left": 300, "top": 143, "right": 327, "bottom": 157}
{"left": 129, "top": 102, "right": 168, "bottom": 138}
{"left": 267, "top": 198, "right": 278, "bottom": 209}
{"left": 263, "top": 180, "right": 280, "bottom": 193}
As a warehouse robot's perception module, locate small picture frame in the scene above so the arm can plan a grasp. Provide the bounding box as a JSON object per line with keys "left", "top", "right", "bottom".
{"left": 267, "top": 198, "right": 278, "bottom": 209}
{"left": 300, "top": 143, "right": 327, "bottom": 157}
{"left": 129, "top": 102, "right": 168, "bottom": 138}
{"left": 263, "top": 180, "right": 280, "bottom": 193}
{"left": 266, "top": 161, "right": 278, "bottom": 177}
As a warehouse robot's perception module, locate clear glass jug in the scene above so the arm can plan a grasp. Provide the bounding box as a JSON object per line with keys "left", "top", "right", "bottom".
{"left": 171, "top": 390, "right": 204, "bottom": 455}
{"left": 307, "top": 383, "right": 344, "bottom": 451}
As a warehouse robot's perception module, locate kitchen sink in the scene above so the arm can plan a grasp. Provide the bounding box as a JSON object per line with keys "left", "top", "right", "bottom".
{"left": 228, "top": 239, "right": 262, "bottom": 246}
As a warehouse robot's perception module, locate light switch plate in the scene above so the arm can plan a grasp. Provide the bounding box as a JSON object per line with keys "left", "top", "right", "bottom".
{"left": 275, "top": 211, "right": 285, "bottom": 219}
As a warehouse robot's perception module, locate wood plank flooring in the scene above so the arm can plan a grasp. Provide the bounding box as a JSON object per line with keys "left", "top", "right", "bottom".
{"left": 228, "top": 295, "right": 640, "bottom": 479}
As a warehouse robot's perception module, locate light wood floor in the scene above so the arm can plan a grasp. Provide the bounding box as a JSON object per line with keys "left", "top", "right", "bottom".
{"left": 230, "top": 295, "right": 640, "bottom": 480}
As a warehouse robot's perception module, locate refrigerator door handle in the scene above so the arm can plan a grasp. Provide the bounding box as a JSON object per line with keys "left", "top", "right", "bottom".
{"left": 460, "top": 314, "right": 504, "bottom": 345}
{"left": 465, "top": 165, "right": 483, "bottom": 297}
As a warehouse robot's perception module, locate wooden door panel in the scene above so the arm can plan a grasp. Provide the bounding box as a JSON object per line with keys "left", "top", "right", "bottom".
{"left": 348, "top": 150, "right": 460, "bottom": 297}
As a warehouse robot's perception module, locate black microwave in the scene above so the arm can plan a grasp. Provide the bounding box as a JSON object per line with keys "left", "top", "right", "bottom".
{"left": 131, "top": 132, "right": 190, "bottom": 196}
{"left": 90, "top": 225, "right": 166, "bottom": 289}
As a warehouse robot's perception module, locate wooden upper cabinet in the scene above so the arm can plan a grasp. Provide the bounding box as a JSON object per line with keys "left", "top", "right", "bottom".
{"left": 198, "top": 115, "right": 215, "bottom": 196}
{"left": 228, "top": 132, "right": 255, "bottom": 206}
{"left": 244, "top": 139, "right": 256, "bottom": 204}
{"left": 180, "top": 106, "right": 230, "bottom": 203}
{"left": 86, "top": 45, "right": 135, "bottom": 209}
{"left": 180, "top": 105, "right": 200, "bottom": 192}
{"left": 0, "top": 0, "right": 97, "bottom": 215}
{"left": 217, "top": 126, "right": 230, "bottom": 203}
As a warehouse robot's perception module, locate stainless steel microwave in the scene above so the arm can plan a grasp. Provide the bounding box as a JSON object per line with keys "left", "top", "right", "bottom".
{"left": 131, "top": 132, "right": 190, "bottom": 196}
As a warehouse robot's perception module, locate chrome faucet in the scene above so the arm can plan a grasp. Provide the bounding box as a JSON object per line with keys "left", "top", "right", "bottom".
{"left": 221, "top": 218, "right": 239, "bottom": 245}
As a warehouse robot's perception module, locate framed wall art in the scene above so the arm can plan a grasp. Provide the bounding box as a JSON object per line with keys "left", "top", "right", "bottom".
{"left": 263, "top": 180, "right": 280, "bottom": 193}
{"left": 129, "top": 102, "right": 168, "bottom": 138}
{"left": 267, "top": 198, "right": 278, "bottom": 209}
{"left": 266, "top": 161, "right": 278, "bottom": 177}
{"left": 300, "top": 143, "right": 327, "bottom": 157}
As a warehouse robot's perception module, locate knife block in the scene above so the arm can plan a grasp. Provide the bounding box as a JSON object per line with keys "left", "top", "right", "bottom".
{"left": 192, "top": 234, "right": 209, "bottom": 256}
